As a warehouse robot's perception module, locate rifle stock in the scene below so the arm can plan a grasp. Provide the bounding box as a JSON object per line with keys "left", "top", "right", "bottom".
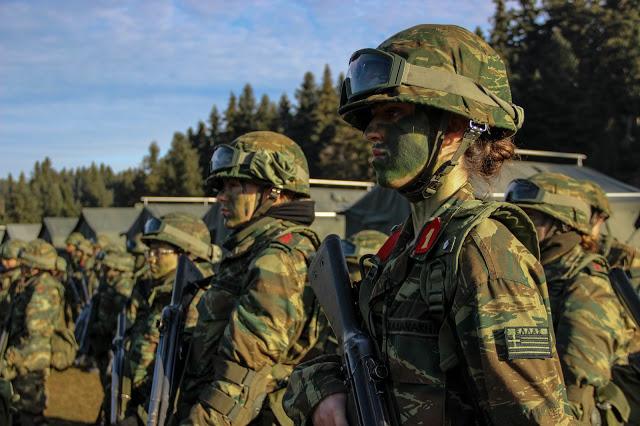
{"left": 146, "top": 255, "right": 204, "bottom": 426}
{"left": 309, "top": 234, "right": 395, "bottom": 426}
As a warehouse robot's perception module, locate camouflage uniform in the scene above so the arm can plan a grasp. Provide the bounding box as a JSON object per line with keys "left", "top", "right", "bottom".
{"left": 581, "top": 179, "right": 640, "bottom": 424}
{"left": 284, "top": 25, "right": 574, "bottom": 425}
{"left": 510, "top": 173, "right": 637, "bottom": 425}
{"left": 1, "top": 240, "right": 27, "bottom": 327}
{"left": 122, "top": 213, "right": 217, "bottom": 422}
{"left": 176, "top": 131, "right": 322, "bottom": 426}
{"left": 342, "top": 230, "right": 388, "bottom": 282}
{"left": 2, "top": 240, "right": 67, "bottom": 423}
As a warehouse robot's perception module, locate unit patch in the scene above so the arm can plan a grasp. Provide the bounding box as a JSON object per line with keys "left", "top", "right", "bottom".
{"left": 504, "top": 327, "right": 552, "bottom": 359}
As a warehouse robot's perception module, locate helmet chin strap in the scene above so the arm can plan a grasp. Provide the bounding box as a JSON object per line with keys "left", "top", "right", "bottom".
{"left": 252, "top": 186, "right": 282, "bottom": 219}
{"left": 400, "top": 115, "right": 488, "bottom": 202}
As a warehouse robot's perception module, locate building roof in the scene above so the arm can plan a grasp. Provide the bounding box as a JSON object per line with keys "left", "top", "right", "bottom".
{"left": 1, "top": 223, "right": 42, "bottom": 243}
{"left": 73, "top": 207, "right": 141, "bottom": 247}
{"left": 39, "top": 217, "right": 78, "bottom": 248}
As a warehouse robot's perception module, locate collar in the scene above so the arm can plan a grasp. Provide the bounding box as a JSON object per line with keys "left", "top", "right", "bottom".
{"left": 539, "top": 231, "right": 582, "bottom": 266}
{"left": 223, "top": 216, "right": 282, "bottom": 257}
{"left": 410, "top": 180, "right": 475, "bottom": 234}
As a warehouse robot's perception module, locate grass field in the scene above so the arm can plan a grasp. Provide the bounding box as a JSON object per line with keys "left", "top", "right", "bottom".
{"left": 44, "top": 367, "right": 103, "bottom": 425}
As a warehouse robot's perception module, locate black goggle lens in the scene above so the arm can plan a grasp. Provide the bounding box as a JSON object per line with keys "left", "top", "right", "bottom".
{"left": 209, "top": 145, "right": 236, "bottom": 174}
{"left": 143, "top": 217, "right": 162, "bottom": 235}
{"left": 347, "top": 52, "right": 393, "bottom": 97}
{"left": 505, "top": 179, "right": 541, "bottom": 203}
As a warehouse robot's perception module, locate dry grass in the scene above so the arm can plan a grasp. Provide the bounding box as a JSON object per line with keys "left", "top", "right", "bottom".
{"left": 44, "top": 367, "right": 103, "bottom": 425}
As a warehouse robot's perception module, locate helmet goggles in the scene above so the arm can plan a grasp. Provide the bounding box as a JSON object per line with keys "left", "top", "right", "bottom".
{"left": 505, "top": 179, "right": 591, "bottom": 219}
{"left": 209, "top": 145, "right": 252, "bottom": 175}
{"left": 143, "top": 217, "right": 213, "bottom": 260}
{"left": 340, "top": 48, "right": 521, "bottom": 122}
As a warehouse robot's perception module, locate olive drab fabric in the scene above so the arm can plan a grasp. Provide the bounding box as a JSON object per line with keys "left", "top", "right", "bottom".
{"left": 582, "top": 180, "right": 612, "bottom": 219}
{"left": 176, "top": 216, "right": 321, "bottom": 425}
{"left": 284, "top": 186, "right": 574, "bottom": 425}
{"left": 1, "top": 240, "right": 26, "bottom": 328}
{"left": 208, "top": 131, "right": 311, "bottom": 198}
{"left": 339, "top": 24, "right": 524, "bottom": 134}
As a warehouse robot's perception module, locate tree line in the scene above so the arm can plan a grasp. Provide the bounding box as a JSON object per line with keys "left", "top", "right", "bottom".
{"left": 1, "top": 0, "right": 638, "bottom": 223}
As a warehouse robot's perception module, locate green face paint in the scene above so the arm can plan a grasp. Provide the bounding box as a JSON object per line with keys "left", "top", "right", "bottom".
{"left": 219, "top": 179, "right": 261, "bottom": 229}
{"left": 370, "top": 107, "right": 433, "bottom": 189}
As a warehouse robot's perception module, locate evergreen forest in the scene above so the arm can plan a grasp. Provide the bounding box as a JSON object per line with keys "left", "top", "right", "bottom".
{"left": 1, "top": 0, "right": 639, "bottom": 223}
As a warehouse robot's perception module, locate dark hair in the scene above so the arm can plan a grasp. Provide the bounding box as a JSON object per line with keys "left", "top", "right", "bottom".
{"left": 464, "top": 131, "right": 516, "bottom": 179}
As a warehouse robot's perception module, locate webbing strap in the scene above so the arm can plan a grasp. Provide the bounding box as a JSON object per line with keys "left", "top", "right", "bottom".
{"left": 200, "top": 386, "right": 239, "bottom": 417}
{"left": 214, "top": 358, "right": 257, "bottom": 386}
{"left": 421, "top": 122, "right": 487, "bottom": 198}
{"left": 402, "top": 63, "right": 524, "bottom": 127}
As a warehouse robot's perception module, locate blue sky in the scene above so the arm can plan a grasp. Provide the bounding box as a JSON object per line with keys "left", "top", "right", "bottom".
{"left": 0, "top": 0, "right": 495, "bottom": 178}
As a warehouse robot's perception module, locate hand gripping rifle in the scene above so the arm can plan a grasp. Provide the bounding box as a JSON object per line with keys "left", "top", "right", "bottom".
{"left": 309, "top": 234, "right": 395, "bottom": 426}
{"left": 146, "top": 255, "right": 204, "bottom": 426}
{"left": 110, "top": 307, "right": 128, "bottom": 424}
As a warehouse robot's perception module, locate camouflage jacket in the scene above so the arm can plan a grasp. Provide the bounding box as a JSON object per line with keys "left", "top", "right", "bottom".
{"left": 542, "top": 231, "right": 636, "bottom": 422}
{"left": 89, "top": 271, "right": 135, "bottom": 356}
{"left": 284, "top": 186, "right": 574, "bottom": 425}
{"left": 124, "top": 261, "right": 212, "bottom": 413}
{"left": 2, "top": 272, "right": 63, "bottom": 379}
{"left": 178, "top": 216, "right": 321, "bottom": 425}
{"left": 600, "top": 235, "right": 640, "bottom": 293}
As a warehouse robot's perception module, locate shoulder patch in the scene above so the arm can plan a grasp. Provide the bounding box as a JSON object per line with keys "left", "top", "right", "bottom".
{"left": 277, "top": 233, "right": 293, "bottom": 245}
{"left": 504, "top": 327, "right": 552, "bottom": 359}
{"left": 377, "top": 227, "right": 402, "bottom": 263}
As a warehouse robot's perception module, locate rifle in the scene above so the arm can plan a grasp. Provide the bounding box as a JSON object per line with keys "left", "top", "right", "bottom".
{"left": 110, "top": 307, "right": 128, "bottom": 425}
{"left": 309, "top": 234, "right": 395, "bottom": 426}
{"left": 610, "top": 267, "right": 640, "bottom": 328}
{"left": 74, "top": 271, "right": 96, "bottom": 356}
{"left": 146, "top": 255, "right": 204, "bottom": 426}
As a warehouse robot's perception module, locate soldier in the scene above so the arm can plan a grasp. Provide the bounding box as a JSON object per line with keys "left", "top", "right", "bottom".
{"left": 580, "top": 179, "right": 640, "bottom": 425}
{"left": 341, "top": 230, "right": 388, "bottom": 282}
{"left": 582, "top": 180, "right": 640, "bottom": 292}
{"left": 2, "top": 239, "right": 68, "bottom": 424}
{"left": 175, "top": 131, "right": 322, "bottom": 425}
{"left": 120, "top": 212, "right": 218, "bottom": 424}
{"left": 284, "top": 25, "right": 574, "bottom": 425}
{"left": 1, "top": 240, "right": 27, "bottom": 326}
{"left": 506, "top": 172, "right": 636, "bottom": 424}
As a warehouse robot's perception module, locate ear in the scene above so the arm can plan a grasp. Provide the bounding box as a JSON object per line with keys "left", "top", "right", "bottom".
{"left": 443, "top": 115, "right": 467, "bottom": 148}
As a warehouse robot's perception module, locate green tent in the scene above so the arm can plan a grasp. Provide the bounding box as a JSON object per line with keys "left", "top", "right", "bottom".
{"left": 39, "top": 217, "right": 78, "bottom": 249}
{"left": 344, "top": 160, "right": 640, "bottom": 246}
{"left": 1, "top": 223, "right": 42, "bottom": 244}
{"left": 72, "top": 207, "right": 141, "bottom": 248}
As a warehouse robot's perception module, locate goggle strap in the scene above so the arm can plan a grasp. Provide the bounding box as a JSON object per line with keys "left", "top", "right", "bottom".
{"left": 402, "top": 63, "right": 520, "bottom": 124}
{"left": 421, "top": 121, "right": 486, "bottom": 198}
{"left": 539, "top": 192, "right": 592, "bottom": 220}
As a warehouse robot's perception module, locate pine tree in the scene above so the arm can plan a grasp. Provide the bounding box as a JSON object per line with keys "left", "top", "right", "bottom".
{"left": 291, "top": 71, "right": 319, "bottom": 174}
{"left": 143, "top": 142, "right": 162, "bottom": 195}
{"left": 277, "top": 93, "right": 293, "bottom": 136}
{"left": 235, "top": 84, "right": 257, "bottom": 135}
{"left": 158, "top": 132, "right": 204, "bottom": 196}
{"left": 255, "top": 94, "right": 278, "bottom": 131}
{"left": 223, "top": 92, "right": 238, "bottom": 144}
{"left": 7, "top": 172, "right": 41, "bottom": 222}
{"left": 209, "top": 105, "right": 222, "bottom": 146}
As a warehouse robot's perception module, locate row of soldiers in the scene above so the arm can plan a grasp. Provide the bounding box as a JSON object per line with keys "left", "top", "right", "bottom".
{"left": 1, "top": 23, "right": 640, "bottom": 426}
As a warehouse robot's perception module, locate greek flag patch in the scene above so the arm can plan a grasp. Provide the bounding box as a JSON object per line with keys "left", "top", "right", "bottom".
{"left": 504, "top": 327, "right": 552, "bottom": 359}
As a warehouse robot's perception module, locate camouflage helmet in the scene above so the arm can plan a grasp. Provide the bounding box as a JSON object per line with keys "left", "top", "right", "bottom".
{"left": 208, "top": 131, "right": 310, "bottom": 197}
{"left": 581, "top": 180, "right": 611, "bottom": 219}
{"left": 0, "top": 239, "right": 27, "bottom": 260}
{"left": 55, "top": 256, "right": 67, "bottom": 273}
{"left": 65, "top": 232, "right": 85, "bottom": 247}
{"left": 339, "top": 24, "right": 524, "bottom": 133}
{"left": 102, "top": 251, "right": 135, "bottom": 273}
{"left": 342, "top": 230, "right": 388, "bottom": 264}
{"left": 20, "top": 239, "right": 58, "bottom": 271}
{"left": 76, "top": 239, "right": 94, "bottom": 256}
{"left": 505, "top": 172, "right": 592, "bottom": 235}
{"left": 96, "top": 233, "right": 114, "bottom": 249}
{"left": 141, "top": 212, "right": 214, "bottom": 261}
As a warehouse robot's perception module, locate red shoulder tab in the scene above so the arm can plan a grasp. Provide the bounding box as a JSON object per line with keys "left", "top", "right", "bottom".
{"left": 277, "top": 233, "right": 293, "bottom": 245}
{"left": 413, "top": 217, "right": 442, "bottom": 257}
{"left": 376, "top": 228, "right": 402, "bottom": 263}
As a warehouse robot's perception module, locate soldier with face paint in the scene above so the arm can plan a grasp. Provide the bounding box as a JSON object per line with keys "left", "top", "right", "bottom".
{"left": 119, "top": 212, "right": 218, "bottom": 424}
{"left": 0, "top": 240, "right": 27, "bottom": 327}
{"left": 174, "top": 131, "right": 323, "bottom": 425}
{"left": 283, "top": 25, "right": 574, "bottom": 425}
